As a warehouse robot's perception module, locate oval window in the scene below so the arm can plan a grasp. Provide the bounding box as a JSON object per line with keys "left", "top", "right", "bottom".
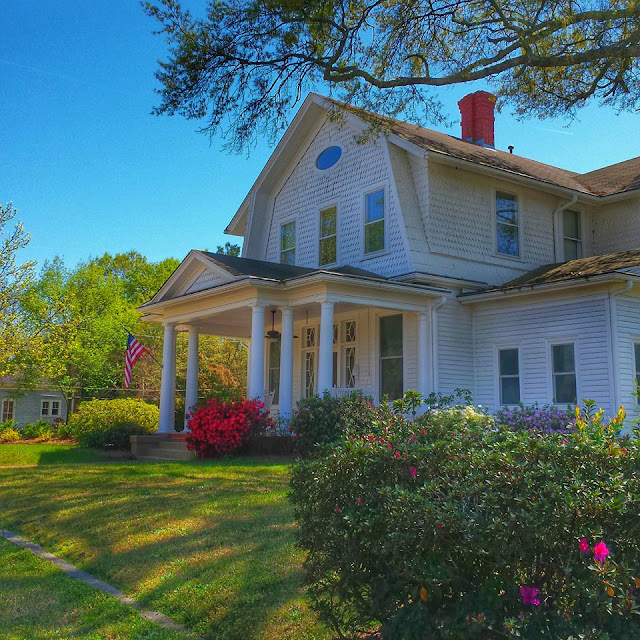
{"left": 316, "top": 146, "right": 342, "bottom": 170}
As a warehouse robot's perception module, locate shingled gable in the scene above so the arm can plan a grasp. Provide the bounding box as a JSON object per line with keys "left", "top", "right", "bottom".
{"left": 226, "top": 93, "right": 639, "bottom": 241}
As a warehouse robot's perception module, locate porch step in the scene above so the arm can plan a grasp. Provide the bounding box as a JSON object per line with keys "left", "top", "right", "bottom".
{"left": 130, "top": 434, "right": 196, "bottom": 462}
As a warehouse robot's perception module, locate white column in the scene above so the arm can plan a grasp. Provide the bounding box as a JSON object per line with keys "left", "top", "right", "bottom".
{"left": 417, "top": 311, "right": 432, "bottom": 398}
{"left": 184, "top": 325, "right": 199, "bottom": 430}
{"left": 278, "top": 307, "right": 294, "bottom": 420}
{"left": 317, "top": 300, "right": 335, "bottom": 394}
{"left": 248, "top": 304, "right": 265, "bottom": 400}
{"left": 158, "top": 323, "right": 177, "bottom": 433}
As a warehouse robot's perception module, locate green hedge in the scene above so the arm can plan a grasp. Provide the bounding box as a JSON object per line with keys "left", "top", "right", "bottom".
{"left": 291, "top": 400, "right": 640, "bottom": 639}
{"left": 67, "top": 399, "right": 158, "bottom": 448}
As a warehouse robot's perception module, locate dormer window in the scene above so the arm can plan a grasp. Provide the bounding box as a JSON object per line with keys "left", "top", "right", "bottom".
{"left": 280, "top": 220, "right": 296, "bottom": 264}
{"left": 563, "top": 210, "right": 583, "bottom": 261}
{"left": 316, "top": 146, "right": 342, "bottom": 170}
{"left": 496, "top": 191, "right": 519, "bottom": 257}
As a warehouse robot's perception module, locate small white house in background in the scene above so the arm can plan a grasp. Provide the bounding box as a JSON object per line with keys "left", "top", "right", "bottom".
{"left": 139, "top": 91, "right": 640, "bottom": 433}
{"left": 0, "top": 377, "right": 67, "bottom": 428}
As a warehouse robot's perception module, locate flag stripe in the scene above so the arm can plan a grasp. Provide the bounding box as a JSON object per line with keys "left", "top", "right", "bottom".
{"left": 124, "top": 333, "right": 146, "bottom": 389}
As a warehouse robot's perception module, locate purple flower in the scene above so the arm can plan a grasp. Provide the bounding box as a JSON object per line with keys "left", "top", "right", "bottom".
{"left": 520, "top": 586, "right": 540, "bottom": 606}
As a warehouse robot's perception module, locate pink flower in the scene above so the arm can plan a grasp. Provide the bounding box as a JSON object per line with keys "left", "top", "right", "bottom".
{"left": 437, "top": 522, "right": 444, "bottom": 530}
{"left": 410, "top": 466, "right": 417, "bottom": 477}
{"left": 520, "top": 586, "right": 540, "bottom": 606}
{"left": 579, "top": 537, "right": 590, "bottom": 554}
{"left": 394, "top": 451, "right": 400, "bottom": 458}
{"left": 419, "top": 428, "right": 425, "bottom": 436}
{"left": 408, "top": 434, "right": 416, "bottom": 445}
{"left": 386, "top": 442, "right": 392, "bottom": 451}
{"left": 593, "top": 541, "right": 610, "bottom": 563}
{"left": 334, "top": 505, "right": 341, "bottom": 513}
{"left": 355, "top": 497, "right": 362, "bottom": 506}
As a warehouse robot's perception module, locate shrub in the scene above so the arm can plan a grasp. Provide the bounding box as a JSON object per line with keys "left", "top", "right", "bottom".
{"left": 496, "top": 403, "right": 576, "bottom": 433}
{"left": 186, "top": 397, "right": 271, "bottom": 457}
{"left": 291, "top": 400, "right": 640, "bottom": 639}
{"left": 67, "top": 398, "right": 158, "bottom": 447}
{"left": 21, "top": 419, "right": 54, "bottom": 441}
{"left": 289, "top": 392, "right": 385, "bottom": 456}
{"left": 80, "top": 421, "right": 148, "bottom": 450}
{"left": 0, "top": 427, "right": 20, "bottom": 443}
{"left": 0, "top": 419, "right": 17, "bottom": 434}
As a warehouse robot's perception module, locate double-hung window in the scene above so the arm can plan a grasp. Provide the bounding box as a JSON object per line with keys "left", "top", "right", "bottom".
{"left": 41, "top": 399, "right": 60, "bottom": 417}
{"left": 319, "top": 205, "right": 337, "bottom": 266}
{"left": 280, "top": 221, "right": 296, "bottom": 265}
{"left": 2, "top": 398, "right": 14, "bottom": 422}
{"left": 563, "top": 210, "right": 583, "bottom": 261}
{"left": 496, "top": 191, "right": 519, "bottom": 257}
{"left": 552, "top": 343, "right": 577, "bottom": 404}
{"left": 364, "top": 189, "right": 385, "bottom": 254}
{"left": 499, "top": 348, "right": 520, "bottom": 405}
{"left": 379, "top": 314, "right": 403, "bottom": 400}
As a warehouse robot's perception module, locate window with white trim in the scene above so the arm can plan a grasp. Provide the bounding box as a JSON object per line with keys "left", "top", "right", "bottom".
{"left": 302, "top": 326, "right": 317, "bottom": 398}
{"left": 2, "top": 399, "right": 14, "bottom": 422}
{"left": 496, "top": 191, "right": 519, "bottom": 257}
{"left": 563, "top": 209, "right": 583, "bottom": 261}
{"left": 280, "top": 220, "right": 296, "bottom": 265}
{"left": 319, "top": 205, "right": 337, "bottom": 266}
{"left": 499, "top": 348, "right": 520, "bottom": 405}
{"left": 364, "top": 189, "right": 385, "bottom": 254}
{"left": 379, "top": 314, "right": 403, "bottom": 400}
{"left": 552, "top": 343, "right": 577, "bottom": 404}
{"left": 634, "top": 342, "right": 640, "bottom": 404}
{"left": 41, "top": 399, "right": 60, "bottom": 417}
{"left": 332, "top": 320, "right": 358, "bottom": 388}
{"left": 268, "top": 338, "right": 281, "bottom": 405}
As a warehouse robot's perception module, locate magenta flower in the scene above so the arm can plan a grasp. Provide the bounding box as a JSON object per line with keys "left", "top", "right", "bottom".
{"left": 593, "top": 541, "right": 610, "bottom": 563}
{"left": 520, "top": 586, "right": 540, "bottom": 606}
{"left": 409, "top": 466, "right": 417, "bottom": 477}
{"left": 419, "top": 428, "right": 425, "bottom": 436}
{"left": 408, "top": 434, "right": 416, "bottom": 445}
{"left": 579, "top": 537, "right": 590, "bottom": 554}
{"left": 394, "top": 451, "right": 400, "bottom": 458}
{"left": 334, "top": 505, "right": 341, "bottom": 513}
{"left": 355, "top": 497, "right": 362, "bottom": 506}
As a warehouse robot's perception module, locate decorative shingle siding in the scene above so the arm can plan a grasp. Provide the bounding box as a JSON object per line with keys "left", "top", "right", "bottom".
{"left": 614, "top": 295, "right": 640, "bottom": 415}
{"left": 472, "top": 294, "right": 613, "bottom": 413}
{"left": 262, "top": 117, "right": 412, "bottom": 278}
{"left": 590, "top": 198, "right": 640, "bottom": 256}
{"left": 185, "top": 269, "right": 234, "bottom": 294}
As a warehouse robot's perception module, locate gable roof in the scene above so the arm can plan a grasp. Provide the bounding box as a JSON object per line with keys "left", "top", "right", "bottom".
{"left": 461, "top": 247, "right": 640, "bottom": 299}
{"left": 328, "top": 97, "right": 640, "bottom": 198}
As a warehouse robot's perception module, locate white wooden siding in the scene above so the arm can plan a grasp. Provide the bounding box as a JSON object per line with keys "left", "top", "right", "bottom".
{"left": 472, "top": 294, "right": 613, "bottom": 413}
{"left": 614, "top": 294, "right": 640, "bottom": 415}
{"left": 590, "top": 198, "right": 640, "bottom": 256}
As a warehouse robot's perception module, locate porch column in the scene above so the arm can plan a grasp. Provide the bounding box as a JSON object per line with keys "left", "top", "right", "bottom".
{"left": 317, "top": 300, "right": 334, "bottom": 394}
{"left": 417, "top": 311, "right": 432, "bottom": 398}
{"left": 248, "top": 304, "right": 265, "bottom": 400}
{"left": 278, "top": 307, "right": 294, "bottom": 420}
{"left": 184, "top": 325, "right": 199, "bottom": 431}
{"left": 158, "top": 322, "right": 177, "bottom": 433}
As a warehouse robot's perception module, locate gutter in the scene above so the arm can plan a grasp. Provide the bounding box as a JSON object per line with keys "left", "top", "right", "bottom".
{"left": 608, "top": 278, "right": 634, "bottom": 411}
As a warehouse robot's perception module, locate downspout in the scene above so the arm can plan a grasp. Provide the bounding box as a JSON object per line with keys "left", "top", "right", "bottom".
{"left": 430, "top": 296, "right": 447, "bottom": 393}
{"left": 552, "top": 194, "right": 578, "bottom": 262}
{"left": 608, "top": 279, "right": 634, "bottom": 412}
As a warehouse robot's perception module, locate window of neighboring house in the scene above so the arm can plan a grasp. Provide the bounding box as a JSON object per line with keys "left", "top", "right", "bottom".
{"left": 380, "top": 314, "right": 403, "bottom": 400}
{"left": 364, "top": 188, "right": 385, "bottom": 254}
{"left": 2, "top": 399, "right": 14, "bottom": 422}
{"left": 41, "top": 400, "right": 50, "bottom": 417}
{"left": 267, "top": 338, "right": 281, "bottom": 405}
{"left": 634, "top": 342, "right": 640, "bottom": 403}
{"left": 499, "top": 348, "right": 520, "bottom": 405}
{"left": 280, "top": 220, "right": 296, "bottom": 265}
{"left": 496, "top": 191, "right": 519, "bottom": 257}
{"left": 51, "top": 400, "right": 60, "bottom": 416}
{"left": 302, "top": 326, "right": 317, "bottom": 398}
{"left": 552, "top": 343, "right": 577, "bottom": 404}
{"left": 319, "top": 205, "right": 337, "bottom": 266}
{"left": 563, "top": 209, "right": 583, "bottom": 261}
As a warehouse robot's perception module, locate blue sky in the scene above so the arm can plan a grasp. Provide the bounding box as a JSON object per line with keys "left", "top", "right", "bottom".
{"left": 2, "top": 1, "right": 639, "bottom": 271}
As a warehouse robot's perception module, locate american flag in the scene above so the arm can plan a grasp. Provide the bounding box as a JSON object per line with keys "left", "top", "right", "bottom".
{"left": 124, "top": 332, "right": 146, "bottom": 389}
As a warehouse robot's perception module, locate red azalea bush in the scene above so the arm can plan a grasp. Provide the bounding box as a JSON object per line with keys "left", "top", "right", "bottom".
{"left": 186, "top": 397, "right": 271, "bottom": 457}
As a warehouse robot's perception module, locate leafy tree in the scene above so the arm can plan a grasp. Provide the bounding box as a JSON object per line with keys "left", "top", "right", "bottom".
{"left": 215, "top": 242, "right": 241, "bottom": 257}
{"left": 144, "top": 0, "right": 640, "bottom": 151}
{"left": 0, "top": 203, "right": 35, "bottom": 375}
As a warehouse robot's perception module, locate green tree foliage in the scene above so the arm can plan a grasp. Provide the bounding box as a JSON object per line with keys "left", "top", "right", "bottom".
{"left": 215, "top": 242, "right": 241, "bottom": 257}
{"left": 0, "top": 203, "right": 35, "bottom": 375}
{"left": 144, "top": 0, "right": 640, "bottom": 151}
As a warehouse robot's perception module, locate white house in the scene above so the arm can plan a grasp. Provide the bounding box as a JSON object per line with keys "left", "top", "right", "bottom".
{"left": 139, "top": 92, "right": 640, "bottom": 432}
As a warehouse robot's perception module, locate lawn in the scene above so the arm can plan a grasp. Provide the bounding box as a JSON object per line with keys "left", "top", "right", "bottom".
{"left": 0, "top": 443, "right": 109, "bottom": 466}
{"left": 0, "top": 538, "right": 191, "bottom": 640}
{"left": 0, "top": 445, "right": 330, "bottom": 640}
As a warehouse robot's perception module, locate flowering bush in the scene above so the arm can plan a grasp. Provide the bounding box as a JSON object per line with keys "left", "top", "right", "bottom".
{"left": 291, "top": 398, "right": 640, "bottom": 639}
{"left": 496, "top": 403, "right": 575, "bottom": 433}
{"left": 186, "top": 397, "right": 271, "bottom": 457}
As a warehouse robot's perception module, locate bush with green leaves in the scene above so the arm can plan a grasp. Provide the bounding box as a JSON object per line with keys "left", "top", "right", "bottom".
{"left": 0, "top": 427, "right": 20, "bottom": 442}
{"left": 79, "top": 421, "right": 149, "bottom": 450}
{"left": 67, "top": 398, "right": 158, "bottom": 447}
{"left": 289, "top": 391, "right": 386, "bottom": 456}
{"left": 291, "top": 397, "right": 640, "bottom": 639}
{"left": 0, "top": 418, "right": 17, "bottom": 435}
{"left": 21, "top": 419, "right": 54, "bottom": 441}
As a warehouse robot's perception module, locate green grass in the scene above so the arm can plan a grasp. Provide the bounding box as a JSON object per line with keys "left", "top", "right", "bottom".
{"left": 0, "top": 443, "right": 109, "bottom": 466}
{"left": 0, "top": 538, "right": 191, "bottom": 640}
{"left": 0, "top": 446, "right": 330, "bottom": 640}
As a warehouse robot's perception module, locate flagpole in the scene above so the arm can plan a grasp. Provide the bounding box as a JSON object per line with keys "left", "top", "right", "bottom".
{"left": 121, "top": 325, "right": 163, "bottom": 369}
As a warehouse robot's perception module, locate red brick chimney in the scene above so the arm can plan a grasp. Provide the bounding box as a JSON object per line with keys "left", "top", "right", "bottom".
{"left": 458, "top": 91, "right": 497, "bottom": 148}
